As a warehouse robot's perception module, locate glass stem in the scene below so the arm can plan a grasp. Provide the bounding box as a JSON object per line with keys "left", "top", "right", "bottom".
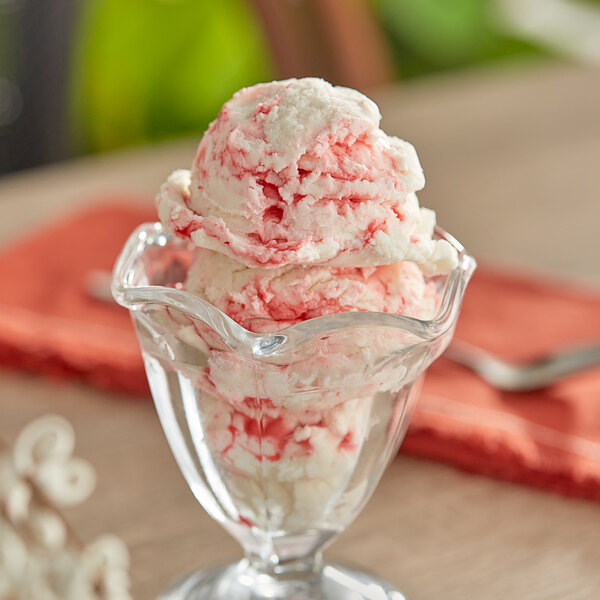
{"left": 239, "top": 551, "right": 324, "bottom": 598}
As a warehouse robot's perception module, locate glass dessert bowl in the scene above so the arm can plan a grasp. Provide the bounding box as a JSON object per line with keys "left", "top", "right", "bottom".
{"left": 112, "top": 222, "right": 475, "bottom": 600}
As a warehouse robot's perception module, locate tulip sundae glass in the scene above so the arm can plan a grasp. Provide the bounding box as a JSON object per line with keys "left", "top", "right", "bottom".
{"left": 112, "top": 222, "right": 475, "bottom": 599}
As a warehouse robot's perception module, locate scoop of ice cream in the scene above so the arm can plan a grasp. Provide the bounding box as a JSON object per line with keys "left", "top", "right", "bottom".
{"left": 157, "top": 78, "right": 457, "bottom": 274}
{"left": 185, "top": 248, "right": 438, "bottom": 332}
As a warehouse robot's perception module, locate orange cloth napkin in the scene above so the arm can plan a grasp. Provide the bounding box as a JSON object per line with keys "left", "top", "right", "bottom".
{"left": 1, "top": 203, "right": 600, "bottom": 501}
{"left": 405, "top": 268, "right": 600, "bottom": 501}
{"left": 0, "top": 202, "right": 154, "bottom": 395}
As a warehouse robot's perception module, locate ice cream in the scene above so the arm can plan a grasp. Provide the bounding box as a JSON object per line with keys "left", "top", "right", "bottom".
{"left": 157, "top": 78, "right": 457, "bottom": 274}
{"left": 149, "top": 78, "right": 459, "bottom": 534}
{"left": 185, "top": 248, "right": 438, "bottom": 333}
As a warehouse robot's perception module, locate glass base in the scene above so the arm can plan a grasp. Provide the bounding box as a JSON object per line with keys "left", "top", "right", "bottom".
{"left": 158, "top": 560, "right": 406, "bottom": 600}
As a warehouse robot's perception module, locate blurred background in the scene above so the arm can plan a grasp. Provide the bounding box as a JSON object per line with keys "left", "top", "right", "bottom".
{"left": 1, "top": 0, "right": 599, "bottom": 175}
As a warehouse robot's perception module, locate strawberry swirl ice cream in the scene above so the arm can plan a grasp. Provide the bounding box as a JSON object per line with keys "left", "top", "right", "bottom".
{"left": 157, "top": 78, "right": 457, "bottom": 274}
{"left": 148, "top": 78, "right": 459, "bottom": 534}
{"left": 185, "top": 248, "right": 438, "bottom": 333}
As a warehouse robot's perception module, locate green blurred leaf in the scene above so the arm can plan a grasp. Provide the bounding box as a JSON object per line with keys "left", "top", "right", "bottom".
{"left": 70, "top": 0, "right": 273, "bottom": 152}
{"left": 373, "top": 0, "right": 550, "bottom": 78}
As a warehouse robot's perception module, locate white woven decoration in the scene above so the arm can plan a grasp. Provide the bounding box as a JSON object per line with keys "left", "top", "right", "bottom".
{"left": 0, "top": 415, "right": 132, "bottom": 600}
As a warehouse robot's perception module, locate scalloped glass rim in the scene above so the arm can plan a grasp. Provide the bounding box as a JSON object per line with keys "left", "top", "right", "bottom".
{"left": 111, "top": 222, "right": 476, "bottom": 356}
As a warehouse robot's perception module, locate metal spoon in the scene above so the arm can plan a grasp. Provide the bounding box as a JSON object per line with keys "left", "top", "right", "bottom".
{"left": 444, "top": 339, "right": 600, "bottom": 392}
{"left": 85, "top": 270, "right": 600, "bottom": 392}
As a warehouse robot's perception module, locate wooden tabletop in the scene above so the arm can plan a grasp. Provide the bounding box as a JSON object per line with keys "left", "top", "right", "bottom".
{"left": 1, "top": 63, "right": 600, "bottom": 599}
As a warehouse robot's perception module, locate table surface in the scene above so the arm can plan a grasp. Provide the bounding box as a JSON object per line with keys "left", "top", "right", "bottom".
{"left": 1, "top": 63, "right": 600, "bottom": 599}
